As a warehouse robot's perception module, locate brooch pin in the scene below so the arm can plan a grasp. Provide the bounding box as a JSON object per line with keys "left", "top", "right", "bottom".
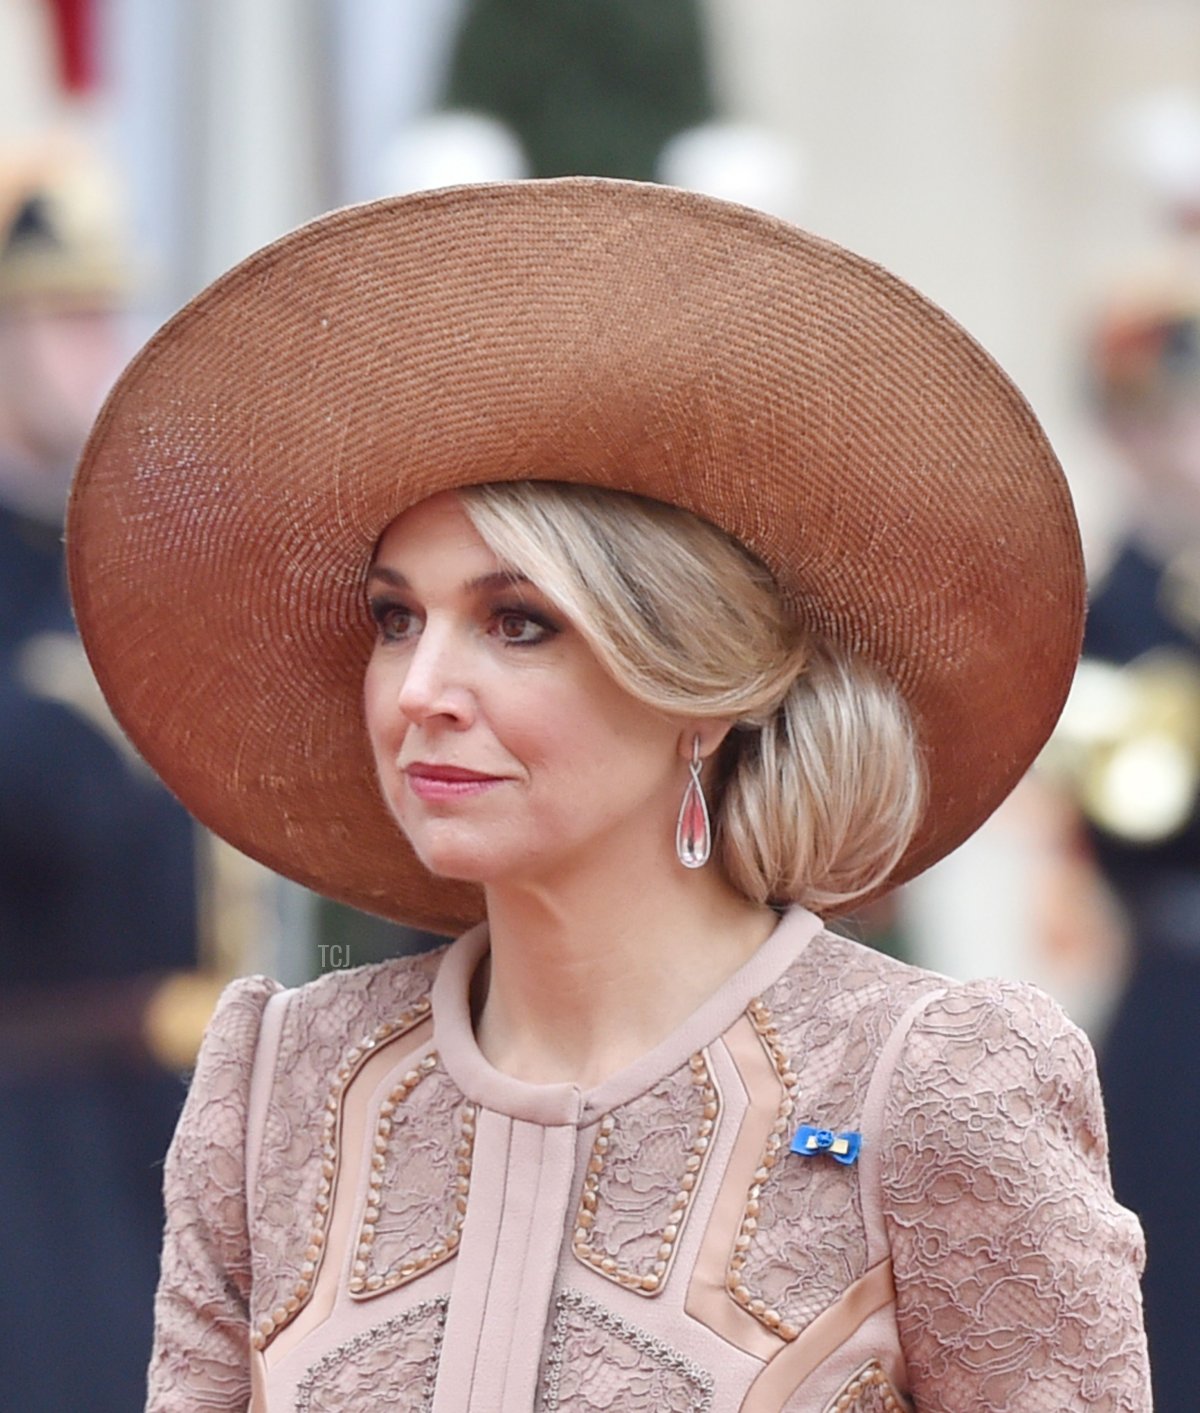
{"left": 790, "top": 1125, "right": 861, "bottom": 1165}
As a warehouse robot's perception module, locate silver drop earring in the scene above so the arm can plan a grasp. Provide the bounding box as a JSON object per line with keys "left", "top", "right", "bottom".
{"left": 675, "top": 735, "right": 711, "bottom": 869}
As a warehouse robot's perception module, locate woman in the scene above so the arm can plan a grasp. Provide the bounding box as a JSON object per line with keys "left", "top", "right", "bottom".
{"left": 67, "top": 179, "right": 1150, "bottom": 1411}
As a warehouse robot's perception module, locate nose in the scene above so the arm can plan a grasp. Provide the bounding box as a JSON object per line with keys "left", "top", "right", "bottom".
{"left": 394, "top": 622, "right": 476, "bottom": 728}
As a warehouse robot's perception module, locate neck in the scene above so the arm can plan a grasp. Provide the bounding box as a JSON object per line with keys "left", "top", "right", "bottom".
{"left": 474, "top": 842, "right": 778, "bottom": 1089}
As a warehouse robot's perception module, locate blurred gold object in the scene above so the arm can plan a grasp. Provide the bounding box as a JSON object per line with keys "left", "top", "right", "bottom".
{"left": 1042, "top": 649, "right": 1200, "bottom": 841}
{"left": 199, "top": 831, "right": 277, "bottom": 979}
{"left": 142, "top": 971, "right": 227, "bottom": 1072}
{"left": 147, "top": 831, "right": 282, "bottom": 1068}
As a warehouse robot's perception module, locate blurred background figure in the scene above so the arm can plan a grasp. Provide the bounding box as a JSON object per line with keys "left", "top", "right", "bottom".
{"left": 0, "top": 134, "right": 202, "bottom": 1413}
{"left": 1026, "top": 93, "right": 1200, "bottom": 1408}
{"left": 1051, "top": 246, "right": 1200, "bottom": 1413}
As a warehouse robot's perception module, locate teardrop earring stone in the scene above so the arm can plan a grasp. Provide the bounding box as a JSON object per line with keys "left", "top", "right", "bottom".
{"left": 676, "top": 767, "right": 711, "bottom": 869}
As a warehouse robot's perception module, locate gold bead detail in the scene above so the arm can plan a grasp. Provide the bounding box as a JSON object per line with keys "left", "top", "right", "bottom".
{"left": 726, "top": 995, "right": 804, "bottom": 1339}
{"left": 348, "top": 1086, "right": 475, "bottom": 1300}
{"left": 252, "top": 996, "right": 432, "bottom": 1346}
{"left": 571, "top": 1051, "right": 720, "bottom": 1295}
{"left": 832, "top": 1365, "right": 901, "bottom": 1413}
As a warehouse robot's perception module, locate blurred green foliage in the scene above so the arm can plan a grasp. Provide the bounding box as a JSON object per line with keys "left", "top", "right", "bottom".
{"left": 444, "top": 0, "right": 715, "bottom": 179}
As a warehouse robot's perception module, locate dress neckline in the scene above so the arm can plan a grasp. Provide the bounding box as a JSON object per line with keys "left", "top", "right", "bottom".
{"left": 430, "top": 905, "right": 824, "bottom": 1126}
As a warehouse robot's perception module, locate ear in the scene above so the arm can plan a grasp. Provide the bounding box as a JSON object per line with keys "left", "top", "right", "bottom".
{"left": 676, "top": 720, "right": 735, "bottom": 764}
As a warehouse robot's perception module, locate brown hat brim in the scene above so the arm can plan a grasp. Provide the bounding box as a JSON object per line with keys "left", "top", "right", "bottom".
{"left": 67, "top": 178, "right": 1083, "bottom": 934}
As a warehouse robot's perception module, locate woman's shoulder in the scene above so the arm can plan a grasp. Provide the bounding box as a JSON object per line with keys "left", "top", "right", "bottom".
{"left": 281, "top": 943, "right": 448, "bottom": 1011}
{"left": 808, "top": 932, "right": 1117, "bottom": 1220}
{"left": 194, "top": 946, "right": 449, "bottom": 1096}
{"left": 761, "top": 926, "right": 946, "bottom": 1058}
{"left": 764, "top": 927, "right": 1091, "bottom": 1113}
{"left": 796, "top": 926, "right": 1081, "bottom": 1045}
{"left": 261, "top": 943, "right": 449, "bottom": 1072}
{"left": 878, "top": 959, "right": 1107, "bottom": 1160}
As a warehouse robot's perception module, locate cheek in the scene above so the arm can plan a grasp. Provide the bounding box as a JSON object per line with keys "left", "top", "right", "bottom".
{"left": 512, "top": 688, "right": 679, "bottom": 817}
{"left": 363, "top": 656, "right": 402, "bottom": 761}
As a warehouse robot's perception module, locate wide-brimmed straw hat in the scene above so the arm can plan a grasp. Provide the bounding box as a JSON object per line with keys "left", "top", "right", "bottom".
{"left": 67, "top": 177, "right": 1083, "bottom": 935}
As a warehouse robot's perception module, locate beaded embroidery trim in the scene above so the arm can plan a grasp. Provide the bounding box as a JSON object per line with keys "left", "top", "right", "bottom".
{"left": 825, "top": 1359, "right": 905, "bottom": 1413}
{"left": 725, "top": 997, "right": 804, "bottom": 1340}
{"left": 251, "top": 996, "right": 433, "bottom": 1349}
{"left": 293, "top": 1296, "right": 449, "bottom": 1413}
{"left": 542, "top": 1288, "right": 715, "bottom": 1411}
{"left": 349, "top": 1060, "right": 476, "bottom": 1297}
{"left": 572, "top": 1050, "right": 720, "bottom": 1296}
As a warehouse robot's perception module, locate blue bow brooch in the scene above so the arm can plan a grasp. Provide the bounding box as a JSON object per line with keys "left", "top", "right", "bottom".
{"left": 790, "top": 1125, "right": 861, "bottom": 1165}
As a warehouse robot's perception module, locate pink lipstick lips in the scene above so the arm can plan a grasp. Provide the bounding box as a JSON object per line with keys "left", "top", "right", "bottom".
{"left": 403, "top": 762, "right": 505, "bottom": 802}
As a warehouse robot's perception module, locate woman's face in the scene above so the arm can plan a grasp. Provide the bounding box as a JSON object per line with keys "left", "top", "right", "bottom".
{"left": 364, "top": 492, "right": 693, "bottom": 888}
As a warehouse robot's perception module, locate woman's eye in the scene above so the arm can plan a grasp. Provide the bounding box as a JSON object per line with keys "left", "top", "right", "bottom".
{"left": 494, "top": 610, "right": 553, "bottom": 645}
{"left": 369, "top": 600, "right": 419, "bottom": 641}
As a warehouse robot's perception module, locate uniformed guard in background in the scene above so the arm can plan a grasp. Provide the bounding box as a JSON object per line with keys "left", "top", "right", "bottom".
{"left": 0, "top": 136, "right": 202, "bottom": 1413}
{"left": 1046, "top": 251, "right": 1200, "bottom": 1413}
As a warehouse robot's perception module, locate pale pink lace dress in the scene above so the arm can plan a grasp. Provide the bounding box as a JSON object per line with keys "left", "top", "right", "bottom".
{"left": 146, "top": 907, "right": 1151, "bottom": 1411}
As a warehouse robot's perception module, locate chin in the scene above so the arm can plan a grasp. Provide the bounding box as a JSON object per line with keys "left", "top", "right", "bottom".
{"left": 410, "top": 830, "right": 565, "bottom": 890}
{"left": 406, "top": 831, "right": 512, "bottom": 886}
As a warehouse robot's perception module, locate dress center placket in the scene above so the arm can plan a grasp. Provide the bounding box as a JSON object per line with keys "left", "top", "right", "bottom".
{"left": 432, "top": 1109, "right": 580, "bottom": 1412}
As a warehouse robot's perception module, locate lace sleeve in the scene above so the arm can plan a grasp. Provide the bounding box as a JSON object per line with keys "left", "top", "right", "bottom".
{"left": 881, "top": 978, "right": 1151, "bottom": 1412}
{"left": 145, "top": 975, "right": 282, "bottom": 1413}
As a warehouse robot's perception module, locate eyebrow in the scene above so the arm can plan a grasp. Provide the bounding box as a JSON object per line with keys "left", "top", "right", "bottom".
{"left": 366, "top": 565, "right": 534, "bottom": 594}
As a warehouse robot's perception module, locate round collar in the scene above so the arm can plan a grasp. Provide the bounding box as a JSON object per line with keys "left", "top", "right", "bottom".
{"left": 430, "top": 905, "right": 824, "bottom": 1126}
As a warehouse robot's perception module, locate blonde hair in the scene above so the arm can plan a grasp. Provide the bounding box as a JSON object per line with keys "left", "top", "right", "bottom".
{"left": 459, "top": 481, "right": 924, "bottom": 914}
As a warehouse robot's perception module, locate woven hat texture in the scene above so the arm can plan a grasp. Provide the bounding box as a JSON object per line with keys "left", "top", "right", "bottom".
{"left": 67, "top": 177, "right": 1083, "bottom": 934}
